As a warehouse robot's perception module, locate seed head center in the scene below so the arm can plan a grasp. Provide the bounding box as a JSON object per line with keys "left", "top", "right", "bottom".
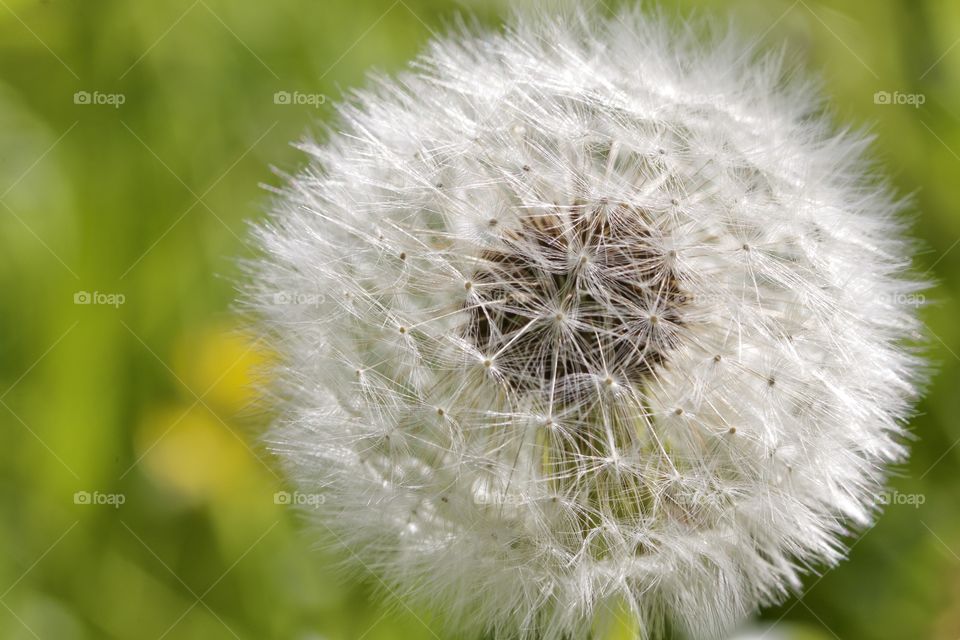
{"left": 466, "top": 203, "right": 684, "bottom": 395}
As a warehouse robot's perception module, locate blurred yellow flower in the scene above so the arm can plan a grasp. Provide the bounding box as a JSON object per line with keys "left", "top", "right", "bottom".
{"left": 135, "top": 404, "right": 256, "bottom": 504}
{"left": 172, "top": 323, "right": 273, "bottom": 419}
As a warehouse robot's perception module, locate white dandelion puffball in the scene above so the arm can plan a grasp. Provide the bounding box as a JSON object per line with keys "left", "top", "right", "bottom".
{"left": 248, "top": 8, "right": 925, "bottom": 640}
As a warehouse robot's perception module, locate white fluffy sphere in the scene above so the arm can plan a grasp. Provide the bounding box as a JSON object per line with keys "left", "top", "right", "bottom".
{"left": 248, "top": 8, "right": 925, "bottom": 639}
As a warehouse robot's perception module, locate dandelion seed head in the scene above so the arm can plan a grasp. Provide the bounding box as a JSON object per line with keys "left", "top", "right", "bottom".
{"left": 246, "top": 7, "right": 927, "bottom": 639}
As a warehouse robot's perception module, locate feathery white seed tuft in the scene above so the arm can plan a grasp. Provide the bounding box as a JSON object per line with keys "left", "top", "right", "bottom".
{"left": 245, "top": 8, "right": 927, "bottom": 639}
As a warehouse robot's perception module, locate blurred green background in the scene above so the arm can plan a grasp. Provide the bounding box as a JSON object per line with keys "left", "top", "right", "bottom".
{"left": 1, "top": 0, "right": 958, "bottom": 638}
